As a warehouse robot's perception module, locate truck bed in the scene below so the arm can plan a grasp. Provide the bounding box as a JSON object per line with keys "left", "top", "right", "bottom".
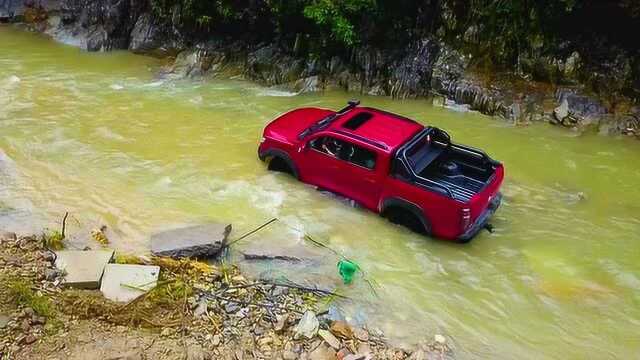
{"left": 398, "top": 128, "right": 498, "bottom": 202}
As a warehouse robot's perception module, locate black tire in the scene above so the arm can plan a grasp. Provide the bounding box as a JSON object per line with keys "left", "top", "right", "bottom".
{"left": 383, "top": 206, "right": 430, "bottom": 235}
{"left": 261, "top": 149, "right": 299, "bottom": 179}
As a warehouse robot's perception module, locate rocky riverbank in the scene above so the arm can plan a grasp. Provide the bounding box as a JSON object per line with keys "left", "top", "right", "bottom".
{"left": 2, "top": 0, "right": 639, "bottom": 138}
{"left": 0, "top": 230, "right": 452, "bottom": 360}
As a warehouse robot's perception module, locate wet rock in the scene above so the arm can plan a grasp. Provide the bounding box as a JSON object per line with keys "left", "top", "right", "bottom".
{"left": 319, "top": 329, "right": 341, "bottom": 350}
{"left": 554, "top": 89, "right": 607, "bottom": 127}
{"left": 246, "top": 44, "right": 305, "bottom": 85}
{"left": 294, "top": 75, "right": 320, "bottom": 93}
{"left": 553, "top": 98, "right": 569, "bottom": 124}
{"left": 150, "top": 223, "right": 231, "bottom": 259}
{"left": 390, "top": 39, "right": 439, "bottom": 98}
{"left": 294, "top": 310, "right": 319, "bottom": 339}
{"left": 431, "top": 45, "right": 466, "bottom": 93}
{"left": 330, "top": 320, "right": 353, "bottom": 339}
{"left": 129, "top": 13, "right": 166, "bottom": 56}
{"left": 242, "top": 252, "right": 301, "bottom": 263}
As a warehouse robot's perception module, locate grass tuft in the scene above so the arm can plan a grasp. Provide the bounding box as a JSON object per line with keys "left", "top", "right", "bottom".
{"left": 42, "top": 230, "right": 64, "bottom": 250}
{"left": 7, "top": 276, "right": 55, "bottom": 317}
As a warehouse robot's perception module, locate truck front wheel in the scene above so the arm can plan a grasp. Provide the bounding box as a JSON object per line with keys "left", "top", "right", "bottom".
{"left": 261, "top": 149, "right": 299, "bottom": 179}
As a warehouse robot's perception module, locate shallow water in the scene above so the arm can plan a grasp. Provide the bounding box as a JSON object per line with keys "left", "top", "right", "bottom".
{"left": 1, "top": 26, "right": 639, "bottom": 359}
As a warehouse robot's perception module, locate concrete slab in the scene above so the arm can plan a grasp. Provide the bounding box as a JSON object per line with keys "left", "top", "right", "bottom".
{"left": 100, "top": 264, "right": 160, "bottom": 303}
{"left": 150, "top": 223, "right": 231, "bottom": 259}
{"left": 54, "top": 250, "right": 114, "bottom": 289}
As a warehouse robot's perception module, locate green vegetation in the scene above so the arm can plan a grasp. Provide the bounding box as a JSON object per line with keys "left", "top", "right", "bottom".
{"left": 41, "top": 230, "right": 64, "bottom": 250}
{"left": 6, "top": 276, "right": 55, "bottom": 317}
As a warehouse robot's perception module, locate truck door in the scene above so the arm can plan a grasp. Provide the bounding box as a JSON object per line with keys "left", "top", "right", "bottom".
{"left": 331, "top": 139, "right": 383, "bottom": 210}
{"left": 299, "top": 136, "right": 345, "bottom": 194}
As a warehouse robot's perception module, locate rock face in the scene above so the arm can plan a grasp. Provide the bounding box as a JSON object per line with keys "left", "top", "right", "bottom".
{"left": 389, "top": 39, "right": 440, "bottom": 98}
{"left": 13, "top": 0, "right": 638, "bottom": 138}
{"left": 150, "top": 223, "right": 231, "bottom": 259}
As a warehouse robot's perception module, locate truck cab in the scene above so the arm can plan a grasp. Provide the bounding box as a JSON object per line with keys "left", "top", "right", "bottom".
{"left": 259, "top": 101, "right": 504, "bottom": 242}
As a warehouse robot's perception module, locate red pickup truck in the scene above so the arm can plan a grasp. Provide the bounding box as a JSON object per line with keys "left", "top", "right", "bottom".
{"left": 258, "top": 101, "right": 504, "bottom": 242}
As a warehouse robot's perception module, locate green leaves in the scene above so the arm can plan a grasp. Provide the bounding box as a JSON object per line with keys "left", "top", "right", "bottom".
{"left": 302, "top": 0, "right": 375, "bottom": 46}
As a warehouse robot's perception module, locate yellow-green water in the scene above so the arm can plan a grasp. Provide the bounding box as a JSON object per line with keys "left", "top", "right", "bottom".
{"left": 1, "top": 26, "right": 639, "bottom": 359}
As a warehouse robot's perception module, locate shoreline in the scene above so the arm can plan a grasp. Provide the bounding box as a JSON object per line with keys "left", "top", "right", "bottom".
{"left": 0, "top": 230, "right": 453, "bottom": 359}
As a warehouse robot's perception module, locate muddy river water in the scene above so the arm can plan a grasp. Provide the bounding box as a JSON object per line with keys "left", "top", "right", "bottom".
{"left": 1, "top": 26, "right": 639, "bottom": 359}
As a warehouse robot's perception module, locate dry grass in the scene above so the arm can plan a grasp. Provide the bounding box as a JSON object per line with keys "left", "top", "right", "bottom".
{"left": 57, "top": 254, "right": 222, "bottom": 329}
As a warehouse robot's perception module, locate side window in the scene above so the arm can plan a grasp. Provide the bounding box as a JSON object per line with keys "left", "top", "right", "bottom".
{"left": 310, "top": 136, "right": 341, "bottom": 157}
{"left": 310, "top": 136, "right": 377, "bottom": 170}
{"left": 347, "top": 143, "right": 377, "bottom": 169}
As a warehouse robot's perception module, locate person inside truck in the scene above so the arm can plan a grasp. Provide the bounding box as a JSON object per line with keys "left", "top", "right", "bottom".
{"left": 322, "top": 137, "right": 342, "bottom": 157}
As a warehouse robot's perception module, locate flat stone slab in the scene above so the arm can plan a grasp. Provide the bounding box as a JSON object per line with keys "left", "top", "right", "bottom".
{"left": 100, "top": 264, "right": 160, "bottom": 303}
{"left": 54, "top": 250, "right": 114, "bottom": 289}
{"left": 150, "top": 223, "right": 231, "bottom": 259}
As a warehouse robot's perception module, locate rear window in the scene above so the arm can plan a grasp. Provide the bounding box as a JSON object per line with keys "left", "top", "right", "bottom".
{"left": 342, "top": 112, "right": 373, "bottom": 130}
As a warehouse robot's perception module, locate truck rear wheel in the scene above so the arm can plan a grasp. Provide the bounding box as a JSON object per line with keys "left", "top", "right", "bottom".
{"left": 382, "top": 206, "right": 430, "bottom": 235}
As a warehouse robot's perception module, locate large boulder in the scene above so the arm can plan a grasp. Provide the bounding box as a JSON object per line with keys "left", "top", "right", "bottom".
{"left": 150, "top": 223, "right": 231, "bottom": 259}
{"left": 57, "top": 0, "right": 146, "bottom": 51}
{"left": 128, "top": 13, "right": 167, "bottom": 56}
{"left": 246, "top": 44, "right": 305, "bottom": 85}
{"left": 553, "top": 89, "right": 607, "bottom": 127}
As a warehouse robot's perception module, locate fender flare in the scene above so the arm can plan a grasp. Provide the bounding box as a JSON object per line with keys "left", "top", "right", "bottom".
{"left": 380, "top": 197, "right": 431, "bottom": 235}
{"left": 259, "top": 148, "right": 300, "bottom": 179}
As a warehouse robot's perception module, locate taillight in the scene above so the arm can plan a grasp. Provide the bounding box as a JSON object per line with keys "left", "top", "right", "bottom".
{"left": 461, "top": 208, "right": 471, "bottom": 230}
